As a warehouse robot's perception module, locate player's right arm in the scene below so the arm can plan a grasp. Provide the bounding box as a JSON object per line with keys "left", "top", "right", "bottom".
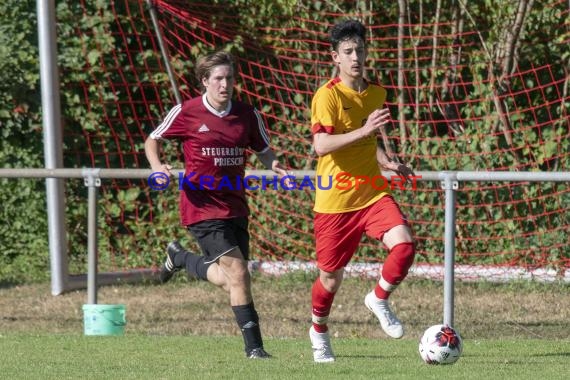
{"left": 144, "top": 103, "right": 184, "bottom": 177}
{"left": 144, "top": 137, "right": 172, "bottom": 176}
{"left": 313, "top": 131, "right": 360, "bottom": 156}
{"left": 313, "top": 108, "right": 391, "bottom": 156}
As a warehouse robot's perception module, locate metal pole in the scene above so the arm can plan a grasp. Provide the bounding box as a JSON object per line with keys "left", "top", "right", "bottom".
{"left": 145, "top": 0, "right": 182, "bottom": 104}
{"left": 84, "top": 169, "right": 101, "bottom": 304}
{"left": 37, "top": 0, "right": 69, "bottom": 295}
{"left": 441, "top": 172, "right": 458, "bottom": 326}
{"left": 1, "top": 169, "right": 569, "bottom": 182}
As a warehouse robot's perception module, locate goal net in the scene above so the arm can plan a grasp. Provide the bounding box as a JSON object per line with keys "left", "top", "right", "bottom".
{"left": 58, "top": 0, "right": 569, "bottom": 282}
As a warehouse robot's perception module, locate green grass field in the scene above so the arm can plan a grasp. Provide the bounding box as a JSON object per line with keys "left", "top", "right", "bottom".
{"left": 1, "top": 335, "right": 569, "bottom": 379}
{"left": 1, "top": 275, "right": 569, "bottom": 379}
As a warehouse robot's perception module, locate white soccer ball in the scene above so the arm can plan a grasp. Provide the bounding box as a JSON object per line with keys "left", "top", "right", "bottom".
{"left": 418, "top": 324, "right": 463, "bottom": 365}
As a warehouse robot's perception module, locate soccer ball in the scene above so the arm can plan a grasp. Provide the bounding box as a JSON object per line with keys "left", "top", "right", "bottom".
{"left": 418, "top": 324, "right": 463, "bottom": 365}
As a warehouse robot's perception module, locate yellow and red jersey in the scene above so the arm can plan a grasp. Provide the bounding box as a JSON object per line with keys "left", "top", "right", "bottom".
{"left": 311, "top": 78, "right": 391, "bottom": 213}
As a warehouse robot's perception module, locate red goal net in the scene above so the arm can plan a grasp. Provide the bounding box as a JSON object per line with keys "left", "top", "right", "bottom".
{"left": 59, "top": 1, "right": 569, "bottom": 281}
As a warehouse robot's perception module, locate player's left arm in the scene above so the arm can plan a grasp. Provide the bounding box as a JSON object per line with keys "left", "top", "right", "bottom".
{"left": 251, "top": 107, "right": 292, "bottom": 183}
{"left": 256, "top": 148, "right": 289, "bottom": 177}
{"left": 376, "top": 145, "right": 415, "bottom": 180}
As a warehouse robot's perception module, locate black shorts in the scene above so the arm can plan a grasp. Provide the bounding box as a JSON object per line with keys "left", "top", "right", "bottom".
{"left": 187, "top": 217, "right": 249, "bottom": 264}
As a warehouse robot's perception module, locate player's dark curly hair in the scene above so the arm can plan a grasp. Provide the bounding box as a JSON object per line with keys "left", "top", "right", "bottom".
{"left": 329, "top": 19, "right": 367, "bottom": 51}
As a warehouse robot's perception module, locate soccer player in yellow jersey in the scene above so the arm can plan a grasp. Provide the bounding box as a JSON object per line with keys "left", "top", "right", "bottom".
{"left": 309, "top": 19, "right": 417, "bottom": 363}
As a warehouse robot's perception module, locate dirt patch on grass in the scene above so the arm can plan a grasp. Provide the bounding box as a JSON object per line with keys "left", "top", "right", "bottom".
{"left": 1, "top": 274, "right": 568, "bottom": 340}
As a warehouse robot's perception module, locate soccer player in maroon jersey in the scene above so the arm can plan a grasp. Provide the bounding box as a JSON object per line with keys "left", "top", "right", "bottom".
{"left": 308, "top": 20, "right": 416, "bottom": 363}
{"left": 144, "top": 50, "right": 290, "bottom": 359}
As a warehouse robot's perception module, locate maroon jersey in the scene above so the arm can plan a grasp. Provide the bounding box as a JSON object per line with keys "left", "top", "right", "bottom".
{"left": 150, "top": 95, "right": 270, "bottom": 225}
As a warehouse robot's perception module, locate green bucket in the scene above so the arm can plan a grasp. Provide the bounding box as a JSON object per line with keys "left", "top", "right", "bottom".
{"left": 83, "top": 304, "right": 126, "bottom": 336}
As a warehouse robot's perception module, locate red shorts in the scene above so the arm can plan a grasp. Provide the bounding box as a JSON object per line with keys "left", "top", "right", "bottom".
{"left": 314, "top": 195, "right": 409, "bottom": 272}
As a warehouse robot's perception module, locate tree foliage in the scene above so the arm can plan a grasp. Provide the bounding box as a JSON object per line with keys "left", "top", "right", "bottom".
{"left": 0, "top": 0, "right": 49, "bottom": 282}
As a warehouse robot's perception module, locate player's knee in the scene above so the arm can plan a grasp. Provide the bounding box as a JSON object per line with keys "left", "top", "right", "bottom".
{"left": 319, "top": 270, "right": 343, "bottom": 293}
{"left": 229, "top": 264, "right": 250, "bottom": 284}
{"left": 219, "top": 256, "right": 249, "bottom": 285}
{"left": 384, "top": 225, "right": 414, "bottom": 247}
